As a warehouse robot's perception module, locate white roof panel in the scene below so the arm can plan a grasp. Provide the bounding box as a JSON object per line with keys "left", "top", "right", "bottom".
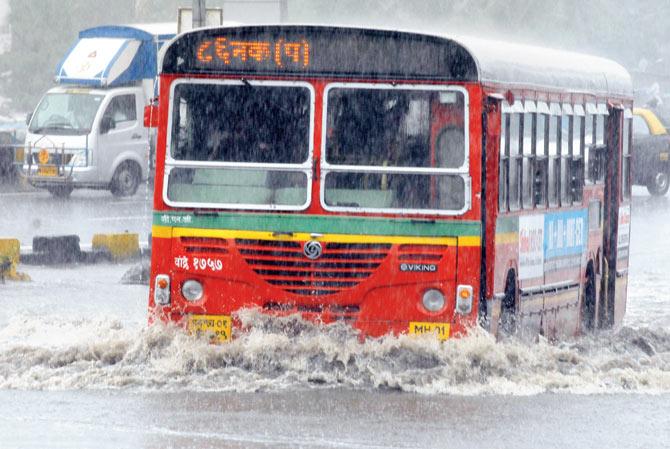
{"left": 451, "top": 35, "right": 632, "bottom": 97}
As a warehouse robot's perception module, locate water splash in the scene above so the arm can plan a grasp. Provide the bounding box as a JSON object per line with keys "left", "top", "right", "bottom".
{"left": 0, "top": 309, "right": 668, "bottom": 394}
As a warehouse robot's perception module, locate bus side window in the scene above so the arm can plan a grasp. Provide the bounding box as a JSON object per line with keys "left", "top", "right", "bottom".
{"left": 584, "top": 110, "right": 595, "bottom": 184}
{"left": 571, "top": 110, "right": 584, "bottom": 203}
{"left": 521, "top": 112, "right": 534, "bottom": 209}
{"left": 560, "top": 110, "right": 571, "bottom": 206}
{"left": 548, "top": 112, "right": 560, "bottom": 207}
{"left": 508, "top": 112, "right": 521, "bottom": 210}
{"left": 534, "top": 111, "right": 548, "bottom": 207}
{"left": 590, "top": 108, "right": 607, "bottom": 183}
{"left": 499, "top": 112, "right": 509, "bottom": 212}
{"left": 596, "top": 113, "right": 605, "bottom": 145}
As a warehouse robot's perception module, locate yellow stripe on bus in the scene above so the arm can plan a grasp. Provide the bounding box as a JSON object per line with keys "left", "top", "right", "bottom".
{"left": 495, "top": 232, "right": 518, "bottom": 244}
{"left": 151, "top": 225, "right": 481, "bottom": 247}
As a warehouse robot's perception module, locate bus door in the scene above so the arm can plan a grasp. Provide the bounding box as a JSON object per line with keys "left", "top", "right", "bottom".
{"left": 480, "top": 96, "right": 503, "bottom": 328}
{"left": 600, "top": 105, "right": 623, "bottom": 328}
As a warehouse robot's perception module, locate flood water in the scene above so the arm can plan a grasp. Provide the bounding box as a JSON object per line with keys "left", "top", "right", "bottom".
{"left": 0, "top": 186, "right": 669, "bottom": 448}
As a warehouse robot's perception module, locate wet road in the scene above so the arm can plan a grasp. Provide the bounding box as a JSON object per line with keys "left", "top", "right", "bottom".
{"left": 0, "top": 184, "right": 669, "bottom": 448}
{"left": 0, "top": 181, "right": 153, "bottom": 246}
{"left": 0, "top": 389, "right": 667, "bottom": 449}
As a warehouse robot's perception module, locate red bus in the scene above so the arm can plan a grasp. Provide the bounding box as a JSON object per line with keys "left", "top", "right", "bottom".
{"left": 148, "top": 26, "right": 633, "bottom": 342}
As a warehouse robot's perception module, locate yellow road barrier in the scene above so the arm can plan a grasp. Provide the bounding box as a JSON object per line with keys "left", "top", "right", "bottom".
{"left": 92, "top": 233, "right": 140, "bottom": 261}
{"left": 0, "top": 238, "right": 30, "bottom": 281}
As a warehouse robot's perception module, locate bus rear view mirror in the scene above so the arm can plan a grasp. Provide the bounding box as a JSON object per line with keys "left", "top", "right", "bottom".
{"left": 144, "top": 104, "right": 159, "bottom": 128}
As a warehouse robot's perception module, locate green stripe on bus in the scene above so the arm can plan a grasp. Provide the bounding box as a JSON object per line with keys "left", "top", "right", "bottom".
{"left": 153, "top": 211, "right": 481, "bottom": 237}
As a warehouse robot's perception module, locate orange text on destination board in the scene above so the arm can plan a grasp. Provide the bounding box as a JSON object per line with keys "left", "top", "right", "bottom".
{"left": 196, "top": 38, "right": 310, "bottom": 68}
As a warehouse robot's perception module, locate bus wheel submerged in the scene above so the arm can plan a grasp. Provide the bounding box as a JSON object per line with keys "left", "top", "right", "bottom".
{"left": 111, "top": 161, "right": 141, "bottom": 197}
{"left": 498, "top": 272, "right": 518, "bottom": 338}
{"left": 580, "top": 263, "right": 597, "bottom": 333}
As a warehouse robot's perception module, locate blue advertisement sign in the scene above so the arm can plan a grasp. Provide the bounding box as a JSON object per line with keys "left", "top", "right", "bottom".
{"left": 544, "top": 209, "right": 588, "bottom": 260}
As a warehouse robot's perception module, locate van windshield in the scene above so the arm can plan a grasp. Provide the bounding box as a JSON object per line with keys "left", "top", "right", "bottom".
{"left": 29, "top": 93, "right": 104, "bottom": 135}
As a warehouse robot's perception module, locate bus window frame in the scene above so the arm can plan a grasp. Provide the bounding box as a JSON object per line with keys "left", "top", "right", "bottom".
{"left": 162, "top": 78, "right": 316, "bottom": 211}
{"left": 320, "top": 82, "right": 472, "bottom": 216}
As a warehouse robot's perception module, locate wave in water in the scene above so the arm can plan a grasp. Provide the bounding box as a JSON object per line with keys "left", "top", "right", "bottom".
{"left": 0, "top": 310, "right": 668, "bottom": 395}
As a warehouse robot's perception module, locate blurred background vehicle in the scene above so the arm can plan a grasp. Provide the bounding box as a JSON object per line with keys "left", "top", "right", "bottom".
{"left": 0, "top": 119, "right": 25, "bottom": 184}
{"left": 632, "top": 107, "right": 670, "bottom": 195}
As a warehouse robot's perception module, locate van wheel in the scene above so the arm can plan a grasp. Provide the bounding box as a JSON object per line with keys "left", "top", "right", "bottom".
{"left": 580, "top": 263, "right": 596, "bottom": 333}
{"left": 111, "top": 162, "right": 141, "bottom": 197}
{"left": 647, "top": 171, "right": 670, "bottom": 196}
{"left": 499, "top": 271, "right": 518, "bottom": 337}
{"left": 47, "top": 185, "right": 73, "bottom": 198}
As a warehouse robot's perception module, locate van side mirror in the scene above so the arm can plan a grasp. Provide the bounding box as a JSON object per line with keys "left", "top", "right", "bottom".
{"left": 143, "top": 104, "right": 159, "bottom": 128}
{"left": 25, "top": 112, "right": 33, "bottom": 126}
{"left": 100, "top": 116, "right": 115, "bottom": 134}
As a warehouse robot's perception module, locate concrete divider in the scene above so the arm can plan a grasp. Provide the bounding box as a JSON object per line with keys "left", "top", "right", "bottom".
{"left": 0, "top": 238, "right": 30, "bottom": 281}
{"left": 92, "top": 233, "right": 140, "bottom": 261}
{"left": 9, "top": 233, "right": 148, "bottom": 268}
{"left": 31, "top": 235, "right": 82, "bottom": 264}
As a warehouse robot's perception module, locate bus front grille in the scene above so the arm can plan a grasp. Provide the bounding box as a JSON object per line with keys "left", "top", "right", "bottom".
{"left": 397, "top": 244, "right": 445, "bottom": 262}
{"left": 179, "top": 237, "right": 229, "bottom": 254}
{"left": 235, "top": 239, "right": 391, "bottom": 296}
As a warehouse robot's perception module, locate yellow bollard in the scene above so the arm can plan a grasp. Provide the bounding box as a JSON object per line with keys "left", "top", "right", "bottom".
{"left": 0, "top": 238, "right": 30, "bottom": 281}
{"left": 92, "top": 233, "right": 140, "bottom": 261}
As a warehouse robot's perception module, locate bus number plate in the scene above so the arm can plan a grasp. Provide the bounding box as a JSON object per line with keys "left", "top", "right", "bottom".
{"left": 188, "top": 315, "right": 232, "bottom": 343}
{"left": 38, "top": 166, "right": 58, "bottom": 177}
{"left": 409, "top": 322, "right": 450, "bottom": 340}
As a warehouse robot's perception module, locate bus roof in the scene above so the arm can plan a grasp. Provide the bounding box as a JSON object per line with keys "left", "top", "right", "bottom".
{"left": 162, "top": 25, "right": 632, "bottom": 98}
{"left": 453, "top": 34, "right": 632, "bottom": 98}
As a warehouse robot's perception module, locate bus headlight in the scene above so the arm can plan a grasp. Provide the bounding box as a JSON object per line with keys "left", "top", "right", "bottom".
{"left": 154, "top": 274, "right": 170, "bottom": 305}
{"left": 456, "top": 285, "right": 473, "bottom": 315}
{"left": 422, "top": 289, "right": 445, "bottom": 312}
{"left": 182, "top": 279, "right": 204, "bottom": 302}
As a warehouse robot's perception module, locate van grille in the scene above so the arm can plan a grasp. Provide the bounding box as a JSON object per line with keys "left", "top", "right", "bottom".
{"left": 30, "top": 153, "right": 73, "bottom": 165}
{"left": 235, "top": 239, "right": 391, "bottom": 296}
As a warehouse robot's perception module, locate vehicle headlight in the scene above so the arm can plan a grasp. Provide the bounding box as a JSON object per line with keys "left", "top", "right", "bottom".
{"left": 70, "top": 150, "right": 88, "bottom": 167}
{"left": 422, "top": 289, "right": 445, "bottom": 312}
{"left": 182, "top": 280, "right": 204, "bottom": 302}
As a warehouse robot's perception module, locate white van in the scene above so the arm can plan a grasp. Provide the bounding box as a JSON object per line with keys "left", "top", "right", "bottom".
{"left": 23, "top": 24, "right": 175, "bottom": 198}
{"left": 24, "top": 85, "right": 151, "bottom": 197}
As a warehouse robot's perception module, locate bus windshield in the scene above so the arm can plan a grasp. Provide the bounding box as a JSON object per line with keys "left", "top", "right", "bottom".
{"left": 166, "top": 81, "right": 312, "bottom": 209}
{"left": 323, "top": 86, "right": 468, "bottom": 213}
{"left": 29, "top": 93, "right": 103, "bottom": 135}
